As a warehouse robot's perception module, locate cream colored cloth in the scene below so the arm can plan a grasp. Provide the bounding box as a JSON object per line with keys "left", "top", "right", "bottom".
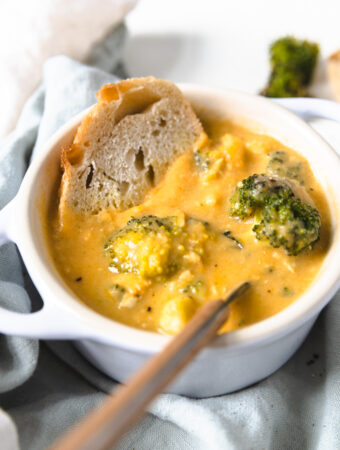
{"left": 0, "top": 410, "right": 18, "bottom": 450}
{"left": 0, "top": 0, "right": 136, "bottom": 142}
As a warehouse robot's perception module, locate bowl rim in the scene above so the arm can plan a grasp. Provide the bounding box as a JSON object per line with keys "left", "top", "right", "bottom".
{"left": 11, "top": 84, "right": 340, "bottom": 354}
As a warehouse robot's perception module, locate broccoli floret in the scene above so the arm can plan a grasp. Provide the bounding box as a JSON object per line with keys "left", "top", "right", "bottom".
{"left": 253, "top": 194, "right": 320, "bottom": 255}
{"left": 105, "top": 215, "right": 211, "bottom": 278}
{"left": 229, "top": 174, "right": 321, "bottom": 255}
{"left": 230, "top": 174, "right": 294, "bottom": 219}
{"left": 266, "top": 151, "right": 305, "bottom": 184}
{"left": 261, "top": 36, "right": 319, "bottom": 98}
{"left": 104, "top": 216, "right": 181, "bottom": 278}
{"left": 194, "top": 149, "right": 211, "bottom": 171}
{"left": 180, "top": 280, "right": 206, "bottom": 297}
{"left": 193, "top": 148, "right": 225, "bottom": 175}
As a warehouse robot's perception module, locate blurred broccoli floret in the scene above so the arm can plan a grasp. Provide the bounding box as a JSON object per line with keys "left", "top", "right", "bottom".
{"left": 194, "top": 149, "right": 212, "bottom": 171}
{"left": 193, "top": 134, "right": 245, "bottom": 174}
{"left": 229, "top": 174, "right": 321, "bottom": 255}
{"left": 105, "top": 215, "right": 211, "bottom": 278}
{"left": 261, "top": 36, "right": 319, "bottom": 98}
{"left": 180, "top": 279, "right": 207, "bottom": 299}
{"left": 266, "top": 151, "right": 306, "bottom": 184}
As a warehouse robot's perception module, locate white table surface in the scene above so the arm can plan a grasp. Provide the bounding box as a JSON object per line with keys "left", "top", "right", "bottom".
{"left": 123, "top": 0, "right": 340, "bottom": 98}
{"left": 123, "top": 0, "right": 340, "bottom": 152}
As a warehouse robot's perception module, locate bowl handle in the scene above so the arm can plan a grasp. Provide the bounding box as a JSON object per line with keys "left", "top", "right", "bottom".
{"left": 0, "top": 301, "right": 92, "bottom": 339}
{"left": 0, "top": 198, "right": 93, "bottom": 339}
{"left": 273, "top": 97, "right": 340, "bottom": 123}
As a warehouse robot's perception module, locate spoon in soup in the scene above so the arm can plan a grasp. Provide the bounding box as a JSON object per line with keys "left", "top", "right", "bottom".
{"left": 50, "top": 282, "right": 250, "bottom": 450}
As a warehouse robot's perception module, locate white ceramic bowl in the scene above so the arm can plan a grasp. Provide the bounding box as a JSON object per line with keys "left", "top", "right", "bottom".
{"left": 1, "top": 87, "right": 340, "bottom": 398}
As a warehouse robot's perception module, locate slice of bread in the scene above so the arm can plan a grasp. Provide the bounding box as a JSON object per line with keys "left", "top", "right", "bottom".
{"left": 59, "top": 77, "right": 206, "bottom": 214}
{"left": 327, "top": 49, "right": 340, "bottom": 101}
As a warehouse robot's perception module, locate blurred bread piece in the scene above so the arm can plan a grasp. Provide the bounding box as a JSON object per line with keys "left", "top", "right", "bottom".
{"left": 327, "top": 50, "right": 340, "bottom": 101}
{"left": 59, "top": 77, "right": 206, "bottom": 215}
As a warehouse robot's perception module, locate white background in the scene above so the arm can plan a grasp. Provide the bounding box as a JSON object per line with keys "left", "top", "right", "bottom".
{"left": 123, "top": 0, "right": 340, "bottom": 98}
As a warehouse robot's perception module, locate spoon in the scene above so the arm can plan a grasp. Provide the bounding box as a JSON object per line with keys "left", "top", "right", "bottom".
{"left": 50, "top": 282, "right": 250, "bottom": 450}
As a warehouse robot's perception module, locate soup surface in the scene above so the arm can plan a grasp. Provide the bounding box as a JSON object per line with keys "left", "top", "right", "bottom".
{"left": 48, "top": 118, "right": 331, "bottom": 334}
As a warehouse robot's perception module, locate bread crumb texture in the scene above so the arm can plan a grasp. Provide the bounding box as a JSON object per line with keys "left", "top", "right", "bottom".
{"left": 59, "top": 77, "right": 206, "bottom": 214}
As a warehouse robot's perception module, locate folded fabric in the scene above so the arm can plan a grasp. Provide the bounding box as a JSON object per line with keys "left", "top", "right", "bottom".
{"left": 0, "top": 0, "right": 136, "bottom": 142}
{"left": 0, "top": 54, "right": 340, "bottom": 450}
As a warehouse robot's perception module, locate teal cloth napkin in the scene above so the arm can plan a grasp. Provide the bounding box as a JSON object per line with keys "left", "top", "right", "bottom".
{"left": 0, "top": 34, "right": 340, "bottom": 450}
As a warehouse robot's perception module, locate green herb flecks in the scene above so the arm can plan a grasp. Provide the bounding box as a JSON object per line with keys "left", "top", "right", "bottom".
{"left": 223, "top": 231, "right": 243, "bottom": 249}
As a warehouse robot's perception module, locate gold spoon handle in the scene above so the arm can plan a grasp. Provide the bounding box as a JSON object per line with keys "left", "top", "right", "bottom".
{"left": 49, "top": 282, "right": 250, "bottom": 450}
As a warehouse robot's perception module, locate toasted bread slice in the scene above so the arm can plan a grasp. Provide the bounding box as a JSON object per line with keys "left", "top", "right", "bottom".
{"left": 327, "top": 49, "right": 340, "bottom": 101}
{"left": 59, "top": 77, "right": 206, "bottom": 214}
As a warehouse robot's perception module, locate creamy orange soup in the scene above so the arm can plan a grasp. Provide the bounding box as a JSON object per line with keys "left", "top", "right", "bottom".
{"left": 48, "top": 118, "right": 330, "bottom": 335}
